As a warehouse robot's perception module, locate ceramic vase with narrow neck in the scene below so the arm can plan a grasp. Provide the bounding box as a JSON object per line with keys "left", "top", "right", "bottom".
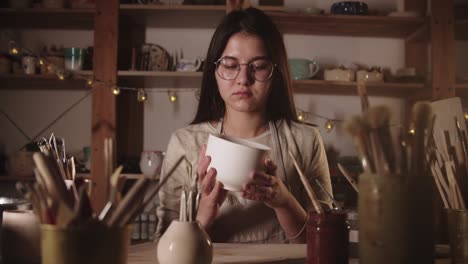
{"left": 157, "top": 220, "right": 213, "bottom": 264}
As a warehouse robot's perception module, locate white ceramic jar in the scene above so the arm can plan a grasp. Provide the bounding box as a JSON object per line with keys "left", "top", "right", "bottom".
{"left": 157, "top": 220, "right": 213, "bottom": 264}
{"left": 139, "top": 151, "right": 164, "bottom": 177}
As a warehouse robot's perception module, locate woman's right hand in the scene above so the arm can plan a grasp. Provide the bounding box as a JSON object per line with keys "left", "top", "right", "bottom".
{"left": 196, "top": 145, "right": 228, "bottom": 229}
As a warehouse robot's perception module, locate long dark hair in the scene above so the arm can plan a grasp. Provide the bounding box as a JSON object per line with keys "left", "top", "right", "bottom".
{"left": 191, "top": 7, "right": 298, "bottom": 125}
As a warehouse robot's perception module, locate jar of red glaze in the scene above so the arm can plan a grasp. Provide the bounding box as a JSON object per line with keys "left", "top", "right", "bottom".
{"left": 307, "top": 210, "right": 349, "bottom": 264}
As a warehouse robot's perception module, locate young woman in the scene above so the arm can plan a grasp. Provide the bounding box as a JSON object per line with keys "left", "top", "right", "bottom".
{"left": 155, "top": 7, "right": 332, "bottom": 243}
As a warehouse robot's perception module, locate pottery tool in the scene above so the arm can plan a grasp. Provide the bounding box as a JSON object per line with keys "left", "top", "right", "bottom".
{"left": 32, "top": 152, "right": 73, "bottom": 209}
{"left": 314, "top": 178, "right": 340, "bottom": 210}
{"left": 337, "top": 163, "right": 359, "bottom": 193}
{"left": 357, "top": 81, "right": 369, "bottom": 112}
{"left": 289, "top": 150, "right": 323, "bottom": 214}
{"left": 179, "top": 188, "right": 187, "bottom": 222}
{"left": 107, "top": 176, "right": 149, "bottom": 227}
{"left": 109, "top": 165, "right": 124, "bottom": 205}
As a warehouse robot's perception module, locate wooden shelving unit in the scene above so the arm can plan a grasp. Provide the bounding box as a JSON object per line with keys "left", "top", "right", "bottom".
{"left": 0, "top": 73, "right": 89, "bottom": 90}
{"left": 0, "top": 8, "right": 95, "bottom": 29}
{"left": 294, "top": 80, "right": 425, "bottom": 98}
{"left": 0, "top": 71, "right": 426, "bottom": 98}
{"left": 0, "top": 175, "right": 35, "bottom": 181}
{"left": 75, "top": 172, "right": 158, "bottom": 180}
{"left": 455, "top": 19, "right": 468, "bottom": 41}
{"left": 118, "top": 4, "right": 425, "bottom": 38}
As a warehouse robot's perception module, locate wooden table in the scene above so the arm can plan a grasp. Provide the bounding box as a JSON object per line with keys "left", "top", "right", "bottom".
{"left": 128, "top": 243, "right": 452, "bottom": 264}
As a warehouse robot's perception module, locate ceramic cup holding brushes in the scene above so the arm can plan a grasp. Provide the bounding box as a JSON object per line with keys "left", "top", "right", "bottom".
{"left": 345, "top": 102, "right": 435, "bottom": 264}
{"left": 19, "top": 133, "right": 185, "bottom": 264}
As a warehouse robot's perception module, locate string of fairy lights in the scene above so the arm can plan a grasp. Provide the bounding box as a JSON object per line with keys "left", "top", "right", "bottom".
{"left": 7, "top": 40, "right": 347, "bottom": 132}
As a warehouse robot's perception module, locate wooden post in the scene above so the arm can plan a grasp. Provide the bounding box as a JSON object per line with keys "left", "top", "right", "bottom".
{"left": 91, "top": 0, "right": 119, "bottom": 212}
{"left": 430, "top": 0, "right": 456, "bottom": 100}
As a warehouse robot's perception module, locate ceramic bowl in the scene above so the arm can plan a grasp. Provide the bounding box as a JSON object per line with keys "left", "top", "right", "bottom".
{"left": 330, "top": 1, "right": 368, "bottom": 15}
{"left": 205, "top": 134, "right": 270, "bottom": 192}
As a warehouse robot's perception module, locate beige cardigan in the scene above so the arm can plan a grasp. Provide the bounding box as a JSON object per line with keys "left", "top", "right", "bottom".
{"left": 155, "top": 119, "right": 331, "bottom": 243}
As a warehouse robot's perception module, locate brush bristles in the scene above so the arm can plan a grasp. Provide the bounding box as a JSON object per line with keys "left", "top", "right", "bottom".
{"left": 366, "top": 105, "right": 392, "bottom": 129}
{"left": 344, "top": 115, "right": 366, "bottom": 137}
{"left": 412, "top": 102, "right": 433, "bottom": 131}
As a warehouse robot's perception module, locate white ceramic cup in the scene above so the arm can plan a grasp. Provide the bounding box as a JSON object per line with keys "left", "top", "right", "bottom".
{"left": 205, "top": 134, "right": 270, "bottom": 191}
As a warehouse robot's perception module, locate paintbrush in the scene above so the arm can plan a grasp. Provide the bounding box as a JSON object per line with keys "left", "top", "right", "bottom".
{"left": 315, "top": 178, "right": 340, "bottom": 210}
{"left": 366, "top": 105, "right": 396, "bottom": 174}
{"left": 344, "top": 115, "right": 375, "bottom": 173}
{"left": 289, "top": 151, "right": 323, "bottom": 214}
{"left": 107, "top": 177, "right": 149, "bottom": 226}
{"left": 337, "top": 163, "right": 359, "bottom": 193}
{"left": 410, "top": 102, "right": 433, "bottom": 176}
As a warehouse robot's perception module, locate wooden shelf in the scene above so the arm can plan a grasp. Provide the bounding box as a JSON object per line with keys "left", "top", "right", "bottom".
{"left": 0, "top": 73, "right": 89, "bottom": 90}
{"left": 456, "top": 83, "right": 468, "bottom": 89}
{"left": 118, "top": 4, "right": 426, "bottom": 38}
{"left": 0, "top": 8, "right": 95, "bottom": 29}
{"left": 455, "top": 19, "right": 468, "bottom": 40}
{"left": 117, "top": 70, "right": 202, "bottom": 77}
{"left": 75, "top": 173, "right": 158, "bottom": 180}
{"left": 120, "top": 4, "right": 283, "bottom": 12}
{"left": 267, "top": 12, "right": 426, "bottom": 38}
{"left": 0, "top": 176, "right": 35, "bottom": 181}
{"left": 0, "top": 72, "right": 426, "bottom": 97}
{"left": 293, "top": 80, "right": 426, "bottom": 98}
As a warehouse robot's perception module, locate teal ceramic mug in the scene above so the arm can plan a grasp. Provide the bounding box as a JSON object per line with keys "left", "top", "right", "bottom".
{"left": 288, "top": 58, "right": 320, "bottom": 80}
{"left": 64, "top": 47, "right": 85, "bottom": 71}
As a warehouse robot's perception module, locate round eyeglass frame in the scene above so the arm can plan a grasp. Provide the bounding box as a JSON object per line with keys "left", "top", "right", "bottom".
{"left": 213, "top": 57, "right": 277, "bottom": 82}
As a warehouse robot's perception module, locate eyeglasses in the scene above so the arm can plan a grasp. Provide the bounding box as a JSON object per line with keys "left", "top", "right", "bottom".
{"left": 214, "top": 57, "right": 276, "bottom": 82}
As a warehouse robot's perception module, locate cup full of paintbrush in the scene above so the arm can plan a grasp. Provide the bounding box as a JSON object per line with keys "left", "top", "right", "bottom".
{"left": 345, "top": 102, "right": 436, "bottom": 264}
{"left": 20, "top": 134, "right": 185, "bottom": 264}
{"left": 447, "top": 209, "right": 468, "bottom": 264}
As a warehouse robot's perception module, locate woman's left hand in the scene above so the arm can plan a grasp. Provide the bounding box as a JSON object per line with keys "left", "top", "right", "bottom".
{"left": 241, "top": 158, "right": 293, "bottom": 208}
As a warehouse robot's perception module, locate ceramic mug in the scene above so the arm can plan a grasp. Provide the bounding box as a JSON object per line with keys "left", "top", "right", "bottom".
{"left": 64, "top": 47, "right": 85, "bottom": 71}
{"left": 288, "top": 58, "right": 320, "bottom": 80}
{"left": 176, "top": 58, "right": 202, "bottom": 72}
{"left": 22, "top": 56, "right": 36, "bottom": 75}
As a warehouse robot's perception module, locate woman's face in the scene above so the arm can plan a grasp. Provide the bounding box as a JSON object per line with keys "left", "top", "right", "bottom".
{"left": 215, "top": 32, "right": 273, "bottom": 115}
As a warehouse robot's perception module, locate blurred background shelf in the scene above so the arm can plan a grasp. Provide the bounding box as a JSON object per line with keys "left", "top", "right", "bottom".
{"left": 0, "top": 8, "right": 95, "bottom": 29}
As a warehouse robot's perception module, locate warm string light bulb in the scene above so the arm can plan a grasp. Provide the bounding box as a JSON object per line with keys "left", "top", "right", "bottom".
{"left": 464, "top": 111, "right": 468, "bottom": 121}
{"left": 8, "top": 41, "right": 19, "bottom": 55}
{"left": 56, "top": 70, "right": 66, "bottom": 80}
{"left": 297, "top": 110, "right": 304, "bottom": 121}
{"left": 87, "top": 79, "right": 94, "bottom": 86}
{"left": 137, "top": 88, "right": 147, "bottom": 102}
{"left": 38, "top": 58, "right": 45, "bottom": 66}
{"left": 325, "top": 119, "right": 334, "bottom": 132}
{"left": 112, "top": 86, "right": 121, "bottom": 95}
{"left": 168, "top": 91, "right": 177, "bottom": 103}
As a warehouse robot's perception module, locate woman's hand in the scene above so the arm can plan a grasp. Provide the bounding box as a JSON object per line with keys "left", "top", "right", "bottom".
{"left": 241, "top": 158, "right": 294, "bottom": 209}
{"left": 196, "top": 145, "right": 228, "bottom": 229}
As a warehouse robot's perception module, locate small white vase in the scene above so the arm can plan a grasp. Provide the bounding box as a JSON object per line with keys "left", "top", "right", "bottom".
{"left": 157, "top": 221, "right": 213, "bottom": 264}
{"left": 139, "top": 151, "right": 164, "bottom": 177}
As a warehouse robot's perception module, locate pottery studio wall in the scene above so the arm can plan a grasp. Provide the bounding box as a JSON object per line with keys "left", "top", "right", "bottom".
{"left": 0, "top": 0, "right": 467, "bottom": 161}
